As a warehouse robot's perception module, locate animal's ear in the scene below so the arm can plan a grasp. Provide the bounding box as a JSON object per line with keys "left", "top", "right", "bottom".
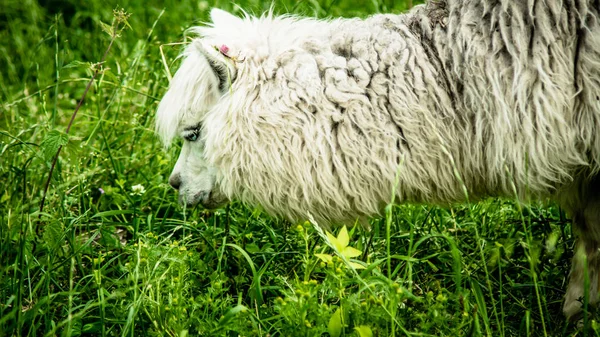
{"left": 210, "top": 9, "right": 244, "bottom": 28}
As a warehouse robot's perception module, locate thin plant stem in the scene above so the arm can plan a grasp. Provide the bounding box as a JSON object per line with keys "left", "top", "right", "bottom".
{"left": 38, "top": 18, "right": 124, "bottom": 221}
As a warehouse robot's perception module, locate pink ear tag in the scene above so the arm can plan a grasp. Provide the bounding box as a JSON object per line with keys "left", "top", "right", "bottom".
{"left": 219, "top": 44, "right": 230, "bottom": 56}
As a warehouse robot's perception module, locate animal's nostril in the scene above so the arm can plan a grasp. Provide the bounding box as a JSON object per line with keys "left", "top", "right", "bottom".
{"left": 169, "top": 174, "right": 182, "bottom": 190}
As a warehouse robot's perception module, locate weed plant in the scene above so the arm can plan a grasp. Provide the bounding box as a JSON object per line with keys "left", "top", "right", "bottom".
{"left": 0, "top": 0, "right": 595, "bottom": 336}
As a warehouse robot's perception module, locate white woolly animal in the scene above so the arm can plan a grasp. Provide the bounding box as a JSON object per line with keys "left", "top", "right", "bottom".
{"left": 156, "top": 2, "right": 600, "bottom": 319}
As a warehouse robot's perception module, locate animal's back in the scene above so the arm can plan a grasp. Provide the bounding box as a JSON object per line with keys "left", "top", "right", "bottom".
{"left": 304, "top": 1, "right": 600, "bottom": 206}
{"left": 398, "top": 0, "right": 600, "bottom": 200}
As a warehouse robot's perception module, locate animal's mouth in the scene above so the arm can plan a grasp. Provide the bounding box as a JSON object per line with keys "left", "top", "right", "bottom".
{"left": 178, "top": 191, "right": 206, "bottom": 209}
{"left": 178, "top": 190, "right": 228, "bottom": 210}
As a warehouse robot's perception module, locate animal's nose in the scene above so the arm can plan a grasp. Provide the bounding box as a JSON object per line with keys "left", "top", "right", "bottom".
{"left": 169, "top": 173, "right": 182, "bottom": 190}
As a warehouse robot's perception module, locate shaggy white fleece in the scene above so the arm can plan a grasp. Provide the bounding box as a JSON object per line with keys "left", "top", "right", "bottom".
{"left": 156, "top": 1, "right": 600, "bottom": 319}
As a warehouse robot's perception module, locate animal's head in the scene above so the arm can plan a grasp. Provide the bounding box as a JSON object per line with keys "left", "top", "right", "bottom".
{"left": 156, "top": 8, "right": 304, "bottom": 210}
{"left": 156, "top": 8, "right": 382, "bottom": 223}
{"left": 155, "top": 9, "right": 245, "bottom": 209}
{"left": 156, "top": 7, "right": 332, "bottom": 213}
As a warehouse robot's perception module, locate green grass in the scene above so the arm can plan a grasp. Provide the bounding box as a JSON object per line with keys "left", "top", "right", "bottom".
{"left": 0, "top": 0, "right": 595, "bottom": 335}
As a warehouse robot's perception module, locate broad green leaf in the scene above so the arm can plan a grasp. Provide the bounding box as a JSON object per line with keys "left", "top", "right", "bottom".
{"left": 40, "top": 130, "right": 69, "bottom": 161}
{"left": 328, "top": 306, "right": 344, "bottom": 337}
{"left": 338, "top": 226, "right": 349, "bottom": 248}
{"left": 315, "top": 253, "right": 333, "bottom": 264}
{"left": 354, "top": 325, "right": 373, "bottom": 337}
{"left": 327, "top": 231, "right": 343, "bottom": 252}
{"left": 342, "top": 246, "right": 362, "bottom": 258}
{"left": 245, "top": 243, "right": 260, "bottom": 253}
{"left": 348, "top": 261, "right": 366, "bottom": 270}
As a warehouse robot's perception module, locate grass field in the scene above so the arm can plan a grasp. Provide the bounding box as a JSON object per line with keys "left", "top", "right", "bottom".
{"left": 0, "top": 0, "right": 595, "bottom": 336}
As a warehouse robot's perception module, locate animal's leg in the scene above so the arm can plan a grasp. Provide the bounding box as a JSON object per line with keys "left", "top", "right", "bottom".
{"left": 564, "top": 191, "right": 600, "bottom": 320}
{"left": 563, "top": 238, "right": 600, "bottom": 319}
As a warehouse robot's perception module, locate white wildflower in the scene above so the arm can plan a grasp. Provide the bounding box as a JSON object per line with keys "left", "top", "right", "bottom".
{"left": 131, "top": 184, "right": 146, "bottom": 196}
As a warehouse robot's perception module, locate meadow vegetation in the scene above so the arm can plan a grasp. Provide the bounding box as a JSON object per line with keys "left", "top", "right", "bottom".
{"left": 0, "top": 0, "right": 594, "bottom": 335}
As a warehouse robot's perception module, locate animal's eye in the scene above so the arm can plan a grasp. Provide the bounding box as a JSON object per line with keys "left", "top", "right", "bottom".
{"left": 183, "top": 128, "right": 200, "bottom": 142}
